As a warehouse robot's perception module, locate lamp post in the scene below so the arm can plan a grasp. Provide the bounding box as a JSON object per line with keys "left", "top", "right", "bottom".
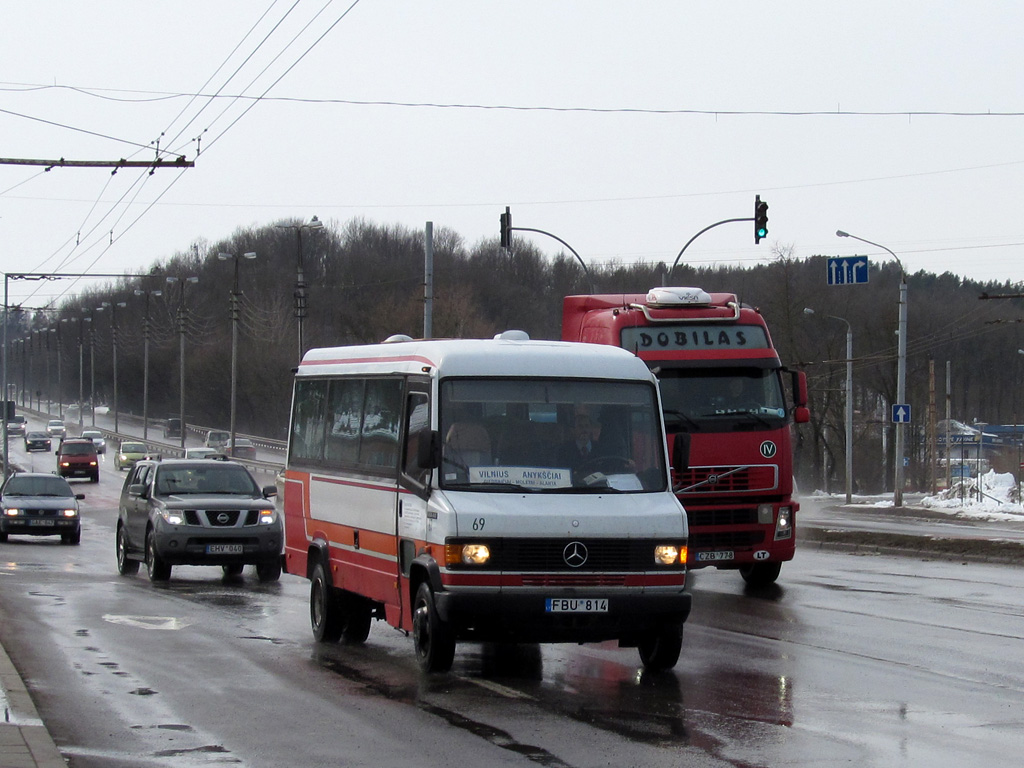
{"left": 837, "top": 230, "right": 907, "bottom": 507}
{"left": 276, "top": 216, "right": 323, "bottom": 361}
{"left": 62, "top": 316, "right": 89, "bottom": 433}
{"left": 218, "top": 251, "right": 257, "bottom": 456}
{"left": 81, "top": 307, "right": 98, "bottom": 428}
{"left": 134, "top": 288, "right": 163, "bottom": 440}
{"left": 805, "top": 307, "right": 854, "bottom": 504}
{"left": 167, "top": 276, "right": 199, "bottom": 449}
{"left": 99, "top": 301, "right": 127, "bottom": 433}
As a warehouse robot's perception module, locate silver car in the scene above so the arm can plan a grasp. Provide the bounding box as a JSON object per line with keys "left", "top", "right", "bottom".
{"left": 0, "top": 472, "right": 84, "bottom": 545}
{"left": 116, "top": 458, "right": 282, "bottom": 582}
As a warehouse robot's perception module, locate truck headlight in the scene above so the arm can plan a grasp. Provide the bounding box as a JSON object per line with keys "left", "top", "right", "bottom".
{"left": 775, "top": 506, "right": 793, "bottom": 540}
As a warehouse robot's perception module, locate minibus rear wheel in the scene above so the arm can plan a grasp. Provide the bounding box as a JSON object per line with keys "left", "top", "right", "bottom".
{"left": 413, "top": 583, "right": 456, "bottom": 673}
{"left": 310, "top": 562, "right": 343, "bottom": 642}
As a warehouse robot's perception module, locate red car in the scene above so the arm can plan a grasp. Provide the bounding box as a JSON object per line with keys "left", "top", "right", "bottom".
{"left": 229, "top": 438, "right": 257, "bottom": 460}
{"left": 56, "top": 439, "right": 100, "bottom": 482}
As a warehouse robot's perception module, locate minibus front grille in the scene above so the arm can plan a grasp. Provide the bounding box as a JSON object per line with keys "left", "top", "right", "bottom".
{"left": 448, "top": 538, "right": 685, "bottom": 572}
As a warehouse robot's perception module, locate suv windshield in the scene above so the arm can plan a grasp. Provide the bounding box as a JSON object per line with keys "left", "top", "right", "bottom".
{"left": 439, "top": 378, "right": 666, "bottom": 493}
{"left": 154, "top": 465, "right": 259, "bottom": 496}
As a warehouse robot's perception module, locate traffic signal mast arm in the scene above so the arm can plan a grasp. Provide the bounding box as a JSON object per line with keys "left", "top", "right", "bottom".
{"left": 668, "top": 196, "right": 769, "bottom": 280}
{"left": 499, "top": 206, "right": 594, "bottom": 293}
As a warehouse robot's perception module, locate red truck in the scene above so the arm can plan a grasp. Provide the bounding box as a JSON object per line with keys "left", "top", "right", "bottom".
{"left": 563, "top": 286, "right": 808, "bottom": 586}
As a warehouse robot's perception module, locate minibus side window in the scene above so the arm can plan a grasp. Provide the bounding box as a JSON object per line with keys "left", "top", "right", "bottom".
{"left": 291, "top": 379, "right": 328, "bottom": 463}
{"left": 402, "top": 391, "right": 431, "bottom": 488}
{"left": 359, "top": 379, "right": 403, "bottom": 468}
{"left": 325, "top": 379, "right": 364, "bottom": 464}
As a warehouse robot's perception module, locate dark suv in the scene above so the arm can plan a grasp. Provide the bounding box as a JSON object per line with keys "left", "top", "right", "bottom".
{"left": 56, "top": 438, "right": 100, "bottom": 482}
{"left": 116, "top": 458, "right": 282, "bottom": 582}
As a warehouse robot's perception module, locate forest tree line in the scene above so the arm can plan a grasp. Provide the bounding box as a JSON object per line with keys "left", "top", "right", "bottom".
{"left": 8, "top": 217, "right": 1024, "bottom": 494}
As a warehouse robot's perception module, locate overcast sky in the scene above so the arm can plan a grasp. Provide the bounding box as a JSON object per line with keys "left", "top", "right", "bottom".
{"left": 3, "top": 1, "right": 1023, "bottom": 310}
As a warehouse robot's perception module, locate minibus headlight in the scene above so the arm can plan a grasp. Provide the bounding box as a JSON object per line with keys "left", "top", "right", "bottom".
{"left": 446, "top": 543, "right": 491, "bottom": 566}
{"left": 654, "top": 544, "right": 686, "bottom": 566}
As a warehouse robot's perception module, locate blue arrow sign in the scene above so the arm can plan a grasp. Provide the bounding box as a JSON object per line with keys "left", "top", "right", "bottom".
{"left": 892, "top": 404, "right": 911, "bottom": 423}
{"left": 827, "top": 257, "right": 869, "bottom": 285}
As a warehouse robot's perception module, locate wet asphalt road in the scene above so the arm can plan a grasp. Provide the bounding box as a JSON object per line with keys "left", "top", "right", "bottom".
{"left": 1, "top": 440, "right": 1024, "bottom": 767}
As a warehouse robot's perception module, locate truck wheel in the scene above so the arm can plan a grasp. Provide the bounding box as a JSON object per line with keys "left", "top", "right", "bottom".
{"left": 412, "top": 582, "right": 455, "bottom": 673}
{"left": 310, "top": 562, "right": 343, "bottom": 642}
{"left": 638, "top": 625, "right": 683, "bottom": 671}
{"left": 116, "top": 525, "right": 140, "bottom": 575}
{"left": 739, "top": 562, "right": 782, "bottom": 588}
{"left": 146, "top": 530, "right": 172, "bottom": 581}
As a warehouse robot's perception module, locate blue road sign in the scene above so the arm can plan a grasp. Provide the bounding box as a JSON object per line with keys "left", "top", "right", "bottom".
{"left": 827, "top": 257, "right": 869, "bottom": 285}
{"left": 892, "top": 404, "right": 911, "bottom": 423}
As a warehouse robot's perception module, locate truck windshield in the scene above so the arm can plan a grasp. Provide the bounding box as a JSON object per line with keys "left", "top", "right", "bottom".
{"left": 439, "top": 378, "right": 666, "bottom": 493}
{"left": 656, "top": 367, "right": 787, "bottom": 432}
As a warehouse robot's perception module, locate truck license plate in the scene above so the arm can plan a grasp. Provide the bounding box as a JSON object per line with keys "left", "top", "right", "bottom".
{"left": 696, "top": 550, "right": 734, "bottom": 562}
{"left": 207, "top": 544, "right": 243, "bottom": 554}
{"left": 545, "top": 598, "right": 608, "bottom": 613}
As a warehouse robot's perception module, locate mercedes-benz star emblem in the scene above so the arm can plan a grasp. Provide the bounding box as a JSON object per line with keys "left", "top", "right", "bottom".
{"left": 563, "top": 541, "right": 588, "bottom": 568}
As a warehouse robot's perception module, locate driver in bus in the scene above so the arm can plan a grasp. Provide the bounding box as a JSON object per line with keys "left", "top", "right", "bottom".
{"left": 555, "top": 409, "right": 599, "bottom": 469}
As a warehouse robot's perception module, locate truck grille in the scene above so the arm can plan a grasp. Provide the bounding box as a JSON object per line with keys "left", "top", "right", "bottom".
{"left": 677, "top": 464, "right": 778, "bottom": 494}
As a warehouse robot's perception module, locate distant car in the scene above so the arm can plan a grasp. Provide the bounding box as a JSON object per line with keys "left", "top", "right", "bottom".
{"left": 229, "top": 438, "right": 257, "bottom": 460}
{"left": 204, "top": 430, "right": 230, "bottom": 450}
{"left": 6, "top": 416, "right": 26, "bottom": 437}
{"left": 80, "top": 429, "right": 107, "bottom": 454}
{"left": 56, "top": 438, "right": 100, "bottom": 482}
{"left": 0, "top": 472, "right": 84, "bottom": 545}
{"left": 115, "top": 441, "right": 148, "bottom": 471}
{"left": 116, "top": 458, "right": 282, "bottom": 582}
{"left": 164, "top": 418, "right": 183, "bottom": 439}
{"left": 23, "top": 431, "right": 52, "bottom": 452}
{"left": 184, "top": 447, "right": 224, "bottom": 460}
{"left": 46, "top": 420, "right": 67, "bottom": 439}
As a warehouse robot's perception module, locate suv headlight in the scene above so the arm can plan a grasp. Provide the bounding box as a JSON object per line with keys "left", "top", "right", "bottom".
{"left": 160, "top": 511, "right": 186, "bottom": 526}
{"left": 258, "top": 509, "right": 276, "bottom": 525}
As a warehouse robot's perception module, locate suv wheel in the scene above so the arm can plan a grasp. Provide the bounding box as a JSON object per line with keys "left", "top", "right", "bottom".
{"left": 116, "top": 524, "right": 140, "bottom": 575}
{"left": 146, "top": 530, "right": 171, "bottom": 581}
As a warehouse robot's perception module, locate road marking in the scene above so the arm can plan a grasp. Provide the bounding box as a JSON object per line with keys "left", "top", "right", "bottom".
{"left": 457, "top": 676, "right": 535, "bottom": 700}
{"left": 102, "top": 614, "right": 194, "bottom": 631}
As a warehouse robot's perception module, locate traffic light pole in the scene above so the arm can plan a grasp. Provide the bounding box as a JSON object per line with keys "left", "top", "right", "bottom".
{"left": 667, "top": 217, "right": 751, "bottom": 281}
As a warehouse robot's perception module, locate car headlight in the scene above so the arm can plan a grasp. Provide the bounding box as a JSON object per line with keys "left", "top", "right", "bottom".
{"left": 60, "top": 509, "right": 78, "bottom": 517}
{"left": 445, "top": 543, "right": 491, "bottom": 566}
{"left": 258, "top": 509, "right": 276, "bottom": 525}
{"left": 654, "top": 544, "right": 687, "bottom": 566}
{"left": 160, "top": 511, "right": 186, "bottom": 526}
{"left": 3, "top": 507, "right": 21, "bottom": 517}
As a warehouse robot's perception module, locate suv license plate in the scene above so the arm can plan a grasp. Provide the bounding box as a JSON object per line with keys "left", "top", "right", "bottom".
{"left": 696, "top": 550, "right": 734, "bottom": 562}
{"left": 545, "top": 598, "right": 608, "bottom": 613}
{"left": 207, "top": 544, "right": 244, "bottom": 555}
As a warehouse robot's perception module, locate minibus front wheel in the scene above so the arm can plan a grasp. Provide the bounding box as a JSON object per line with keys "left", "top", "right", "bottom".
{"left": 638, "top": 624, "right": 683, "bottom": 671}
{"left": 310, "top": 562, "right": 344, "bottom": 642}
{"left": 412, "top": 583, "right": 456, "bottom": 673}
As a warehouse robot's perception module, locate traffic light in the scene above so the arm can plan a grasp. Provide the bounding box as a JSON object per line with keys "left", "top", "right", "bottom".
{"left": 754, "top": 195, "right": 768, "bottom": 244}
{"left": 500, "top": 206, "right": 512, "bottom": 249}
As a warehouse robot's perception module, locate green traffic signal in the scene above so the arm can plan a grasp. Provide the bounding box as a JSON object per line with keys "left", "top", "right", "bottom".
{"left": 754, "top": 195, "right": 769, "bottom": 244}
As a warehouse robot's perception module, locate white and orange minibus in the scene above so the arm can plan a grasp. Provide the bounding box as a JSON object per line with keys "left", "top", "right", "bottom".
{"left": 282, "top": 334, "right": 691, "bottom": 672}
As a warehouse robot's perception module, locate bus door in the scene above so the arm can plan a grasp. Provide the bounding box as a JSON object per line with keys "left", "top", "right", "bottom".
{"left": 396, "top": 380, "right": 432, "bottom": 628}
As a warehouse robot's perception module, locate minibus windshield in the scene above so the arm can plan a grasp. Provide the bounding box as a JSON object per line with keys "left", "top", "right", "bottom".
{"left": 439, "top": 378, "right": 666, "bottom": 492}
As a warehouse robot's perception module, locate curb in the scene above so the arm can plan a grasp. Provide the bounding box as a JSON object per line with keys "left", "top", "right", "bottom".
{"left": 0, "top": 640, "right": 66, "bottom": 768}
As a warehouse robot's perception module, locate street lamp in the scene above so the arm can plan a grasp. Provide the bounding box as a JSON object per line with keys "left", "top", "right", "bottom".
{"left": 805, "top": 307, "right": 854, "bottom": 504}
{"left": 99, "top": 301, "right": 127, "bottom": 433}
{"left": 167, "top": 276, "right": 199, "bottom": 449}
{"left": 134, "top": 287, "right": 163, "bottom": 440}
{"left": 81, "top": 307, "right": 98, "bottom": 428}
{"left": 837, "top": 229, "right": 907, "bottom": 507}
{"left": 276, "top": 216, "right": 324, "bottom": 361}
{"left": 218, "top": 251, "right": 257, "bottom": 456}
{"left": 62, "top": 316, "right": 90, "bottom": 432}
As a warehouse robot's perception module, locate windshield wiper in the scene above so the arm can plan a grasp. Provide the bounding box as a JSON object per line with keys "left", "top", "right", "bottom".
{"left": 663, "top": 409, "right": 700, "bottom": 431}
